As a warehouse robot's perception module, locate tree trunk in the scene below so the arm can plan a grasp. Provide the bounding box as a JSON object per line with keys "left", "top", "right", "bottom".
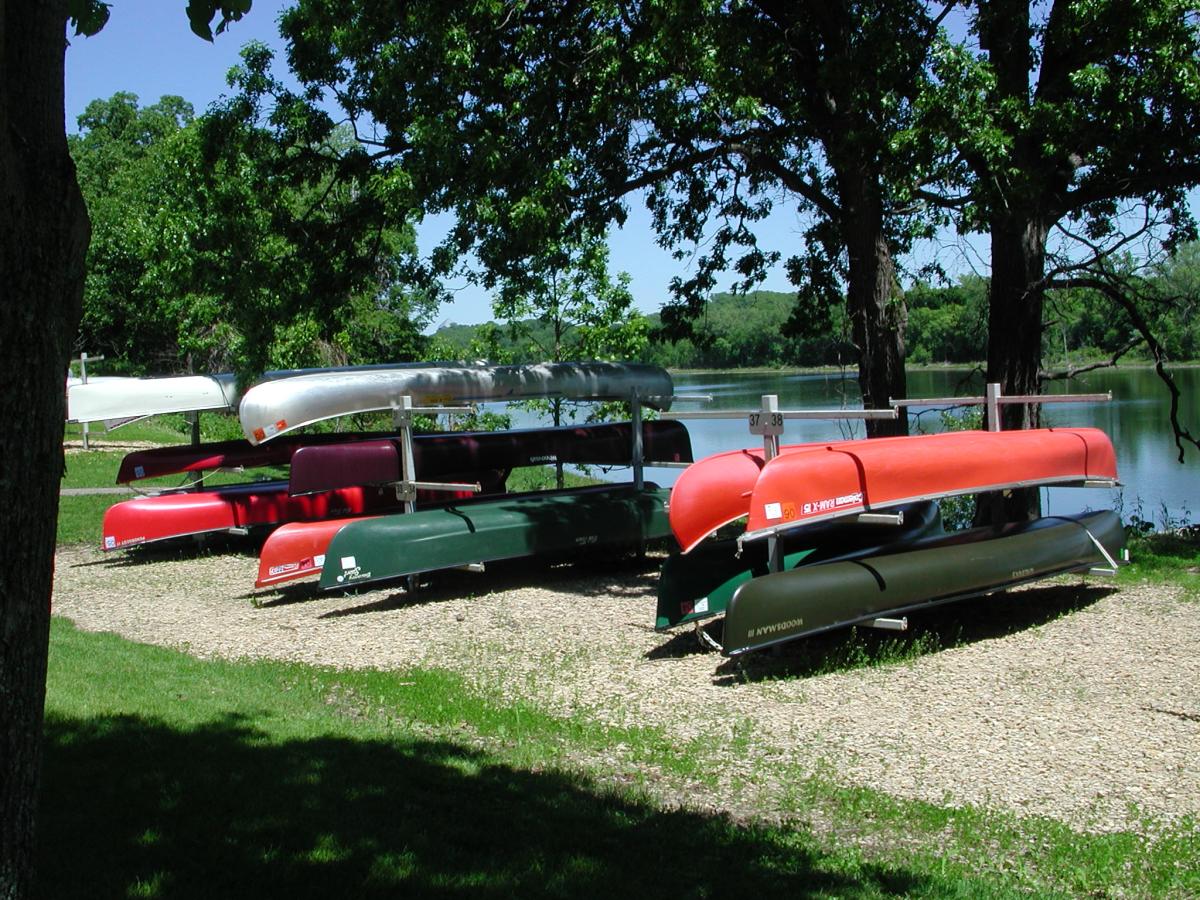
{"left": 841, "top": 175, "right": 909, "bottom": 438}
{"left": 1, "top": 2, "right": 90, "bottom": 897}
{"left": 979, "top": 212, "right": 1050, "bottom": 523}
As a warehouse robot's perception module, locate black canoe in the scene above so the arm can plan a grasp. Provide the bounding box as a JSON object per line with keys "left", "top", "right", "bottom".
{"left": 722, "top": 509, "right": 1125, "bottom": 656}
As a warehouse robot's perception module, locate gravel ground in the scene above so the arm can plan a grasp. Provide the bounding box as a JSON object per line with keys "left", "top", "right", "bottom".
{"left": 52, "top": 543, "right": 1200, "bottom": 835}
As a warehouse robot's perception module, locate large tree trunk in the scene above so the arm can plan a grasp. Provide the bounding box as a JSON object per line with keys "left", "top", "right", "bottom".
{"left": 974, "top": 0, "right": 1052, "bottom": 524}
{"left": 1, "top": 2, "right": 90, "bottom": 896}
{"left": 978, "top": 212, "right": 1050, "bottom": 523}
{"left": 841, "top": 174, "right": 908, "bottom": 438}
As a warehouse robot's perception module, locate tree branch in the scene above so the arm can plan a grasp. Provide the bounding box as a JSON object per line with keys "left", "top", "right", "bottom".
{"left": 1052, "top": 274, "right": 1200, "bottom": 463}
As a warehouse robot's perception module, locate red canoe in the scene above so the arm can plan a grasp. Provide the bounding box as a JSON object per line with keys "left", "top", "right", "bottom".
{"left": 669, "top": 428, "right": 1118, "bottom": 552}
{"left": 101, "top": 482, "right": 399, "bottom": 551}
{"left": 255, "top": 516, "right": 363, "bottom": 587}
{"left": 668, "top": 433, "right": 924, "bottom": 553}
{"left": 101, "top": 473, "right": 498, "bottom": 552}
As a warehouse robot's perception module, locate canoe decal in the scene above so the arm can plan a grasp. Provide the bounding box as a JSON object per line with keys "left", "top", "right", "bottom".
{"left": 748, "top": 617, "right": 806, "bottom": 639}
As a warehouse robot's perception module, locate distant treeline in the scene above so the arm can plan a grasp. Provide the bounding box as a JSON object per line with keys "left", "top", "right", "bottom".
{"left": 432, "top": 248, "right": 1200, "bottom": 369}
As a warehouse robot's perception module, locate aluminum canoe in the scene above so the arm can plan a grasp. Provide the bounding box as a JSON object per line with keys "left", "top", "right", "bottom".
{"left": 318, "top": 483, "right": 671, "bottom": 591}
{"left": 68, "top": 362, "right": 434, "bottom": 428}
{"left": 655, "top": 500, "right": 943, "bottom": 630}
{"left": 68, "top": 374, "right": 239, "bottom": 426}
{"left": 239, "top": 362, "right": 674, "bottom": 444}
{"left": 721, "top": 509, "right": 1125, "bottom": 656}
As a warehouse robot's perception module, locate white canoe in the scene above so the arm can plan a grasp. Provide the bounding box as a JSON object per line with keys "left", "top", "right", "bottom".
{"left": 239, "top": 362, "right": 675, "bottom": 444}
{"left": 67, "top": 374, "right": 239, "bottom": 426}
{"left": 65, "top": 363, "right": 434, "bottom": 428}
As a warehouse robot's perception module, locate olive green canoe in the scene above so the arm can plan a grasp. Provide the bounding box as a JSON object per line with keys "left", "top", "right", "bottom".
{"left": 319, "top": 483, "right": 671, "bottom": 591}
{"left": 721, "top": 509, "right": 1124, "bottom": 656}
{"left": 655, "top": 500, "right": 944, "bottom": 630}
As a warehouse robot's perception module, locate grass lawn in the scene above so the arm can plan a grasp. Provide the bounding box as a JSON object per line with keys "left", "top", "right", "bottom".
{"left": 41, "top": 605, "right": 1200, "bottom": 899}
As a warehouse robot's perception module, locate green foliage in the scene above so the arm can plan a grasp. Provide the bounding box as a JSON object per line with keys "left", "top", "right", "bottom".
{"left": 903, "top": 278, "right": 989, "bottom": 365}
{"left": 248, "top": 1, "right": 950, "bottom": 405}
{"left": 70, "top": 88, "right": 438, "bottom": 378}
{"left": 647, "top": 291, "right": 856, "bottom": 370}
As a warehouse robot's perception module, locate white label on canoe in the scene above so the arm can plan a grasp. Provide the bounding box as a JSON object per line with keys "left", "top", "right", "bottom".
{"left": 695, "top": 597, "right": 709, "bottom": 614}
{"left": 315, "top": 554, "right": 325, "bottom": 567}
{"left": 764, "top": 502, "right": 783, "bottom": 520}
{"left": 104, "top": 535, "right": 116, "bottom": 550}
{"left": 340, "top": 556, "right": 357, "bottom": 570}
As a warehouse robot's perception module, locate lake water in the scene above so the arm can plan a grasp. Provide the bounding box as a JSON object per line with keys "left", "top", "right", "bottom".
{"left": 515, "top": 367, "right": 1200, "bottom": 528}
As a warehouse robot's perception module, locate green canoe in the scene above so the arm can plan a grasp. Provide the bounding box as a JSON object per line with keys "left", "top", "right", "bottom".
{"left": 655, "top": 500, "right": 944, "bottom": 631}
{"left": 319, "top": 483, "right": 671, "bottom": 591}
{"left": 722, "top": 509, "right": 1125, "bottom": 656}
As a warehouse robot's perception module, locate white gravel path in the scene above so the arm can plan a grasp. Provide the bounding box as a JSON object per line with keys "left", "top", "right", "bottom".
{"left": 52, "top": 544, "right": 1200, "bottom": 834}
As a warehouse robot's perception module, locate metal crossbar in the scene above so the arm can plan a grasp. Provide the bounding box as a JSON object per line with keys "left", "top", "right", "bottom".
{"left": 889, "top": 384, "right": 1112, "bottom": 432}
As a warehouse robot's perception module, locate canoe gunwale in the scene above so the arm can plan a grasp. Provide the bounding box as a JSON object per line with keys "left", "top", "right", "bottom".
{"left": 740, "top": 475, "right": 1119, "bottom": 544}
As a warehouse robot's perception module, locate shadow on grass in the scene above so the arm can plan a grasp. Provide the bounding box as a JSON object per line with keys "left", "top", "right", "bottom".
{"left": 38, "top": 713, "right": 940, "bottom": 899}
{"left": 711, "top": 581, "right": 1117, "bottom": 684}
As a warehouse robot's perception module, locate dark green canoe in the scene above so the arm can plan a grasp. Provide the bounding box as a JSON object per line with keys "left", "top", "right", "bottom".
{"left": 722, "top": 509, "right": 1125, "bottom": 656}
{"left": 319, "top": 483, "right": 671, "bottom": 591}
{"left": 655, "top": 500, "right": 944, "bottom": 630}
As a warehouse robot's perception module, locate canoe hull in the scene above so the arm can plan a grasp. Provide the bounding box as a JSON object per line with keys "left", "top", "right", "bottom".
{"left": 289, "top": 419, "right": 692, "bottom": 495}
{"left": 318, "top": 484, "right": 672, "bottom": 591}
{"left": 101, "top": 475, "right": 494, "bottom": 551}
{"left": 722, "top": 509, "right": 1125, "bottom": 656}
{"left": 665, "top": 433, "right": 954, "bottom": 553}
{"left": 255, "top": 517, "right": 365, "bottom": 587}
{"left": 116, "top": 432, "right": 389, "bottom": 484}
{"left": 100, "top": 482, "right": 409, "bottom": 550}
{"left": 655, "top": 500, "right": 944, "bottom": 630}
{"left": 68, "top": 374, "right": 239, "bottom": 425}
{"left": 743, "top": 428, "right": 1117, "bottom": 539}
{"left": 240, "top": 363, "right": 674, "bottom": 444}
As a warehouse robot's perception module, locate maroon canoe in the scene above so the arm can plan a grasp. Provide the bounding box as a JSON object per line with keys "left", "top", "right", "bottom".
{"left": 116, "top": 431, "right": 393, "bottom": 484}
{"left": 288, "top": 419, "right": 693, "bottom": 495}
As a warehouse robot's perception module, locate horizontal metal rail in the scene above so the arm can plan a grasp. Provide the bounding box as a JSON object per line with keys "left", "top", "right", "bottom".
{"left": 891, "top": 393, "right": 1112, "bottom": 407}
{"left": 665, "top": 408, "right": 898, "bottom": 420}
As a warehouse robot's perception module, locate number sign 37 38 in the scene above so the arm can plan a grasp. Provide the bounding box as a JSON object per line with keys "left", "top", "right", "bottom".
{"left": 748, "top": 411, "right": 784, "bottom": 436}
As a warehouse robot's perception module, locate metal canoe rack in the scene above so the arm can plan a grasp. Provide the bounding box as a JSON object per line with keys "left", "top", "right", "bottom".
{"left": 661, "top": 393, "right": 901, "bottom": 579}
{"left": 389, "top": 395, "right": 483, "bottom": 512}
{"left": 889, "top": 383, "right": 1113, "bottom": 433}
{"left": 659, "top": 386, "right": 1117, "bottom": 636}
{"left": 890, "top": 384, "right": 1118, "bottom": 491}
{"left": 70, "top": 352, "right": 105, "bottom": 452}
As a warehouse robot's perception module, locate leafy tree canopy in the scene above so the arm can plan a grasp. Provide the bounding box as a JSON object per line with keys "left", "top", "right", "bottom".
{"left": 70, "top": 88, "right": 438, "bottom": 376}
{"left": 236, "top": 4, "right": 943, "bottom": 360}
